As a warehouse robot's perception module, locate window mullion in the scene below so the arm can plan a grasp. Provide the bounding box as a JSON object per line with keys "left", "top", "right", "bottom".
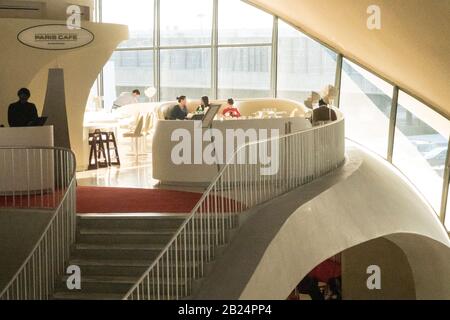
{"left": 270, "top": 16, "right": 278, "bottom": 98}
{"left": 155, "top": 0, "right": 161, "bottom": 101}
{"left": 387, "top": 86, "right": 399, "bottom": 162}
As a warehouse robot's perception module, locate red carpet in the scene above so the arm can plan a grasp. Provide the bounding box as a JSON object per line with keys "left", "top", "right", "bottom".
{"left": 1, "top": 186, "right": 240, "bottom": 214}
{"left": 77, "top": 186, "right": 203, "bottom": 214}
{"left": 309, "top": 259, "right": 341, "bottom": 282}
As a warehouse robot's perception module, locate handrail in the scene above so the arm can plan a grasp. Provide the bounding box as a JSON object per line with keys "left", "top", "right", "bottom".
{"left": 0, "top": 147, "right": 77, "bottom": 300}
{"left": 124, "top": 113, "right": 345, "bottom": 300}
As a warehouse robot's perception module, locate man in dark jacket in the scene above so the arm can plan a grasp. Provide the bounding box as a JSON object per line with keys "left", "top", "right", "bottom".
{"left": 8, "top": 88, "right": 38, "bottom": 127}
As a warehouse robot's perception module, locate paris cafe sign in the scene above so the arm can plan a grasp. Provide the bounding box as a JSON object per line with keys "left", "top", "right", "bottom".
{"left": 17, "top": 24, "right": 94, "bottom": 50}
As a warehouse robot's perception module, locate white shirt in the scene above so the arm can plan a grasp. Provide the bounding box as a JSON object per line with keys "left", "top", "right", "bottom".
{"left": 113, "top": 92, "right": 139, "bottom": 108}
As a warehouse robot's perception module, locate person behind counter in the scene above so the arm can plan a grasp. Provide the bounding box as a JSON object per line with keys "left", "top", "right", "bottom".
{"left": 8, "top": 88, "right": 39, "bottom": 127}
{"left": 196, "top": 96, "right": 210, "bottom": 113}
{"left": 222, "top": 98, "right": 241, "bottom": 118}
{"left": 168, "top": 96, "right": 188, "bottom": 120}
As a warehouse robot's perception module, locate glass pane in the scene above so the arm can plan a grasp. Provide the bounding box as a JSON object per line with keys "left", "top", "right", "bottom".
{"left": 160, "top": 0, "right": 213, "bottom": 46}
{"left": 218, "top": 46, "right": 271, "bottom": 99}
{"left": 340, "top": 59, "right": 393, "bottom": 157}
{"left": 103, "top": 50, "right": 154, "bottom": 111}
{"left": 277, "top": 20, "right": 337, "bottom": 103}
{"left": 102, "top": 0, "right": 154, "bottom": 48}
{"left": 218, "top": 0, "right": 273, "bottom": 45}
{"left": 160, "top": 48, "right": 211, "bottom": 101}
{"left": 446, "top": 186, "right": 450, "bottom": 230}
{"left": 393, "top": 92, "right": 450, "bottom": 213}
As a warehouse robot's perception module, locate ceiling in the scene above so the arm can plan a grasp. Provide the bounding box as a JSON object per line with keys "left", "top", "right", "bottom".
{"left": 249, "top": 0, "right": 450, "bottom": 120}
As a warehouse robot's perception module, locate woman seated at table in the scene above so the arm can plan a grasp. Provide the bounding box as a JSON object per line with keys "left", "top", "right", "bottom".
{"left": 168, "top": 96, "right": 188, "bottom": 120}
{"left": 196, "top": 96, "right": 210, "bottom": 113}
{"left": 222, "top": 98, "right": 241, "bottom": 118}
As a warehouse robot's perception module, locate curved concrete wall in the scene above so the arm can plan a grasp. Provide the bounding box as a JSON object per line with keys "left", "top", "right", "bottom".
{"left": 195, "top": 146, "right": 450, "bottom": 300}
{"left": 0, "top": 19, "right": 128, "bottom": 170}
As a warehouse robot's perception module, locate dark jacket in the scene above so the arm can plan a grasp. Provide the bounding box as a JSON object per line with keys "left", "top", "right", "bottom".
{"left": 168, "top": 104, "right": 188, "bottom": 120}
{"left": 8, "top": 101, "right": 38, "bottom": 127}
{"left": 313, "top": 106, "right": 337, "bottom": 124}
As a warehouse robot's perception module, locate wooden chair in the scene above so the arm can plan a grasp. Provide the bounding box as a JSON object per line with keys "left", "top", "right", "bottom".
{"left": 88, "top": 129, "right": 109, "bottom": 170}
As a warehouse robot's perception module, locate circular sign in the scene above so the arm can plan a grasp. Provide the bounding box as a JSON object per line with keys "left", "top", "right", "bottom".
{"left": 18, "top": 24, "right": 94, "bottom": 50}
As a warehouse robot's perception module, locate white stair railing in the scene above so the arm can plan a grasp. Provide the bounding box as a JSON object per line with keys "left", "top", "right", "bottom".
{"left": 124, "top": 115, "right": 345, "bottom": 300}
{"left": 0, "top": 147, "right": 77, "bottom": 300}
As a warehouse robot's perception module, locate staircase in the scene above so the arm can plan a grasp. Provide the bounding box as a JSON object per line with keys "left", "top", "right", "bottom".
{"left": 52, "top": 214, "right": 187, "bottom": 300}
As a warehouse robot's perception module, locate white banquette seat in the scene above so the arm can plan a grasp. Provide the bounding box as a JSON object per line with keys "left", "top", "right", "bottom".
{"left": 150, "top": 98, "right": 313, "bottom": 185}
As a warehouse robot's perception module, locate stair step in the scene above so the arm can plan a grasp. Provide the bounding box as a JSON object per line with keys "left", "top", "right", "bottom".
{"left": 77, "top": 228, "right": 223, "bottom": 245}
{"left": 53, "top": 290, "right": 187, "bottom": 301}
{"left": 71, "top": 244, "right": 163, "bottom": 260}
{"left": 62, "top": 275, "right": 139, "bottom": 284}
{"left": 53, "top": 292, "right": 124, "bottom": 300}
{"left": 77, "top": 229, "right": 177, "bottom": 245}
{"left": 70, "top": 259, "right": 154, "bottom": 267}
{"left": 77, "top": 215, "right": 187, "bottom": 232}
{"left": 67, "top": 259, "right": 151, "bottom": 277}
{"left": 79, "top": 229, "right": 177, "bottom": 235}
{"left": 71, "top": 243, "right": 213, "bottom": 261}
{"left": 75, "top": 243, "right": 165, "bottom": 250}
{"left": 74, "top": 243, "right": 214, "bottom": 251}
{"left": 56, "top": 275, "right": 189, "bottom": 295}
{"left": 62, "top": 275, "right": 189, "bottom": 285}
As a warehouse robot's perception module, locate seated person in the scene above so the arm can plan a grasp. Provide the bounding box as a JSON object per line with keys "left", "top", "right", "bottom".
{"left": 8, "top": 88, "right": 39, "bottom": 127}
{"left": 168, "top": 96, "right": 188, "bottom": 120}
{"left": 312, "top": 100, "right": 337, "bottom": 125}
{"left": 222, "top": 98, "right": 241, "bottom": 118}
{"left": 196, "top": 96, "right": 210, "bottom": 113}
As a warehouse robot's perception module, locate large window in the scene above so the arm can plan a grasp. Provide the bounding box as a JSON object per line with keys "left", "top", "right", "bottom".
{"left": 103, "top": 50, "right": 154, "bottom": 109}
{"left": 277, "top": 20, "right": 337, "bottom": 103}
{"left": 340, "top": 59, "right": 393, "bottom": 158}
{"left": 160, "top": 48, "right": 211, "bottom": 101}
{"left": 393, "top": 92, "right": 450, "bottom": 213}
{"left": 160, "top": 0, "right": 213, "bottom": 47}
{"left": 101, "top": 0, "right": 154, "bottom": 48}
{"left": 218, "top": 0, "right": 273, "bottom": 45}
{"left": 218, "top": 46, "right": 271, "bottom": 99}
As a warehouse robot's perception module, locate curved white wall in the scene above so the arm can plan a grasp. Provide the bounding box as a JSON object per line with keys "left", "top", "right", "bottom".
{"left": 0, "top": 19, "right": 128, "bottom": 170}
{"left": 194, "top": 145, "right": 450, "bottom": 300}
